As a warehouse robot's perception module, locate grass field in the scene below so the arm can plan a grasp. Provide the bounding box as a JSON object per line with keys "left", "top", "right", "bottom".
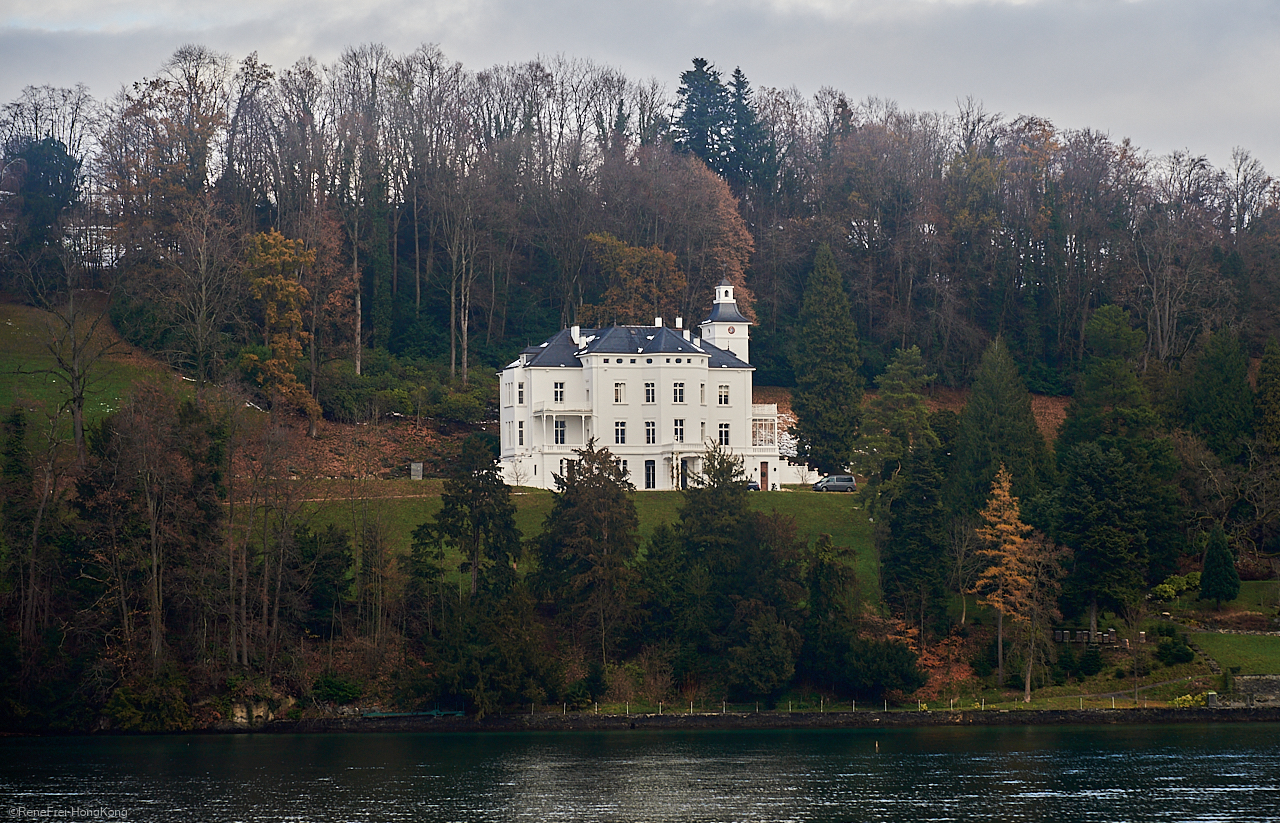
{"left": 286, "top": 479, "right": 877, "bottom": 594}
{"left": 0, "top": 299, "right": 172, "bottom": 424}
{"left": 1231, "top": 580, "right": 1280, "bottom": 612}
{"left": 1191, "top": 632, "right": 1280, "bottom": 675}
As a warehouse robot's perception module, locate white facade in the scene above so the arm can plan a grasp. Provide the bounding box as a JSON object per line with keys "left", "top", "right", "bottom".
{"left": 498, "top": 281, "right": 812, "bottom": 490}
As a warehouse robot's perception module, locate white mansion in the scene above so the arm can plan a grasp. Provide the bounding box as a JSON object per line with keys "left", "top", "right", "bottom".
{"left": 498, "top": 280, "right": 815, "bottom": 491}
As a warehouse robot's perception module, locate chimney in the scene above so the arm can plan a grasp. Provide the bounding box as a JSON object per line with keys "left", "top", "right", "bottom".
{"left": 654, "top": 316, "right": 663, "bottom": 328}
{"left": 571, "top": 325, "right": 581, "bottom": 346}
{"left": 675, "top": 316, "right": 683, "bottom": 329}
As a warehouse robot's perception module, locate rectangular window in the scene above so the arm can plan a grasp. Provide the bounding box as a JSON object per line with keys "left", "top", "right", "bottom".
{"left": 554, "top": 419, "right": 566, "bottom": 445}
{"left": 718, "top": 423, "right": 730, "bottom": 446}
{"left": 517, "top": 382, "right": 525, "bottom": 405}
{"left": 554, "top": 382, "right": 564, "bottom": 403}
{"left": 615, "top": 421, "right": 626, "bottom": 445}
{"left": 718, "top": 384, "right": 730, "bottom": 405}
{"left": 614, "top": 382, "right": 625, "bottom": 404}
{"left": 673, "top": 382, "right": 685, "bottom": 403}
{"left": 518, "top": 421, "right": 524, "bottom": 446}
{"left": 700, "top": 383, "right": 706, "bottom": 404}
{"left": 674, "top": 419, "right": 685, "bottom": 443}
{"left": 644, "top": 382, "right": 656, "bottom": 403}
{"left": 645, "top": 421, "right": 656, "bottom": 444}
{"left": 644, "top": 460, "right": 656, "bottom": 489}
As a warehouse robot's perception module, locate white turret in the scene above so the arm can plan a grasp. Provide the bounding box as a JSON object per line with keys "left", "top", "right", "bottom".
{"left": 698, "top": 278, "right": 750, "bottom": 363}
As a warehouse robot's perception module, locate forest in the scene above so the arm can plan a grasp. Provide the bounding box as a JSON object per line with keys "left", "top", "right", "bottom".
{"left": 1, "top": 42, "right": 1279, "bottom": 730}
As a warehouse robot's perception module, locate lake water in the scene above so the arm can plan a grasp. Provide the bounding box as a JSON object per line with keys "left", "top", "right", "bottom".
{"left": 3, "top": 724, "right": 1280, "bottom": 822}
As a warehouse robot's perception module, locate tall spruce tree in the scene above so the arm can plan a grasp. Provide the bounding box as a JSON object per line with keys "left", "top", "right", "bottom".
{"left": 1199, "top": 524, "right": 1240, "bottom": 608}
{"left": 1256, "top": 338, "right": 1280, "bottom": 454}
{"left": 1055, "top": 306, "right": 1186, "bottom": 588}
{"left": 1183, "top": 331, "right": 1253, "bottom": 463}
{"left": 675, "top": 58, "right": 730, "bottom": 173}
{"left": 949, "top": 338, "right": 1052, "bottom": 516}
{"left": 535, "top": 439, "right": 640, "bottom": 664}
{"left": 791, "top": 244, "right": 862, "bottom": 474}
{"left": 427, "top": 434, "right": 519, "bottom": 597}
{"left": 881, "top": 446, "right": 948, "bottom": 644}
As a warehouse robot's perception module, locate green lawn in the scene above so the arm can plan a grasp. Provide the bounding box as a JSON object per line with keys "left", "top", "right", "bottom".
{"left": 1191, "top": 632, "right": 1280, "bottom": 675}
{"left": 288, "top": 481, "right": 878, "bottom": 596}
{"left": 1232, "top": 580, "right": 1280, "bottom": 612}
{"left": 0, "top": 300, "right": 173, "bottom": 423}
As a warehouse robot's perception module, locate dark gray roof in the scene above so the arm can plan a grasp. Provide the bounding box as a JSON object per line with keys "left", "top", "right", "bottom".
{"left": 704, "top": 300, "right": 750, "bottom": 324}
{"left": 509, "top": 325, "right": 750, "bottom": 370}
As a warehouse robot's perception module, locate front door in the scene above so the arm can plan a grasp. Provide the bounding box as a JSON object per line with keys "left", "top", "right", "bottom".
{"left": 760, "top": 462, "right": 769, "bottom": 490}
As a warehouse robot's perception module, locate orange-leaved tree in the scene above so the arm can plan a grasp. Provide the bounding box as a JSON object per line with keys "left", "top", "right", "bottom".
{"left": 242, "top": 229, "right": 322, "bottom": 435}
{"left": 578, "top": 233, "right": 687, "bottom": 327}
{"left": 973, "top": 464, "right": 1069, "bottom": 702}
{"left": 972, "top": 464, "right": 1032, "bottom": 689}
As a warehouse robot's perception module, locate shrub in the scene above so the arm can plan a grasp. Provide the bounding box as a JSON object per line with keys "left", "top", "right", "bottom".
{"left": 1080, "top": 645, "right": 1104, "bottom": 677}
{"left": 313, "top": 673, "right": 362, "bottom": 704}
{"left": 1155, "top": 637, "right": 1195, "bottom": 666}
{"left": 106, "top": 673, "right": 193, "bottom": 732}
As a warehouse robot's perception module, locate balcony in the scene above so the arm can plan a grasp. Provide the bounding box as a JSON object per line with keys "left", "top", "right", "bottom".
{"left": 533, "top": 401, "right": 592, "bottom": 416}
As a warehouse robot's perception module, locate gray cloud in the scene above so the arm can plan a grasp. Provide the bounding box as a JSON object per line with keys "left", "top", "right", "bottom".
{"left": 2, "top": 0, "right": 1278, "bottom": 171}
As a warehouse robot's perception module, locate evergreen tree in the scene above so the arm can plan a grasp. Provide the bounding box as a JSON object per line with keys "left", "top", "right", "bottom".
{"left": 1053, "top": 441, "right": 1149, "bottom": 632}
{"left": 881, "top": 446, "right": 948, "bottom": 643}
{"left": 675, "top": 58, "right": 730, "bottom": 173}
{"left": 1199, "top": 524, "right": 1240, "bottom": 608}
{"left": 855, "top": 345, "right": 937, "bottom": 484}
{"left": 1055, "top": 306, "right": 1187, "bottom": 584}
{"left": 791, "top": 244, "right": 862, "bottom": 474}
{"left": 1183, "top": 331, "right": 1253, "bottom": 463}
{"left": 1258, "top": 339, "right": 1280, "bottom": 453}
{"left": 950, "top": 338, "right": 1051, "bottom": 515}
{"left": 426, "top": 433, "right": 519, "bottom": 597}
{"left": 535, "top": 439, "right": 640, "bottom": 664}
{"left": 679, "top": 441, "right": 752, "bottom": 566}
{"left": 724, "top": 68, "right": 769, "bottom": 196}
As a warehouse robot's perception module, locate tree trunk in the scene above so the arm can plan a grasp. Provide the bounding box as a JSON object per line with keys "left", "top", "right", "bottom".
{"left": 997, "top": 610, "right": 1004, "bottom": 685}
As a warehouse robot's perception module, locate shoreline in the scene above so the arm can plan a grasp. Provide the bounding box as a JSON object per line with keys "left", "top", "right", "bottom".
{"left": 7, "top": 706, "right": 1280, "bottom": 737}
{"left": 251, "top": 706, "right": 1280, "bottom": 735}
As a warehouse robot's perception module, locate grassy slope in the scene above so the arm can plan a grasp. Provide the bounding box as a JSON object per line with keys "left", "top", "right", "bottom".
{"left": 0, "top": 299, "right": 170, "bottom": 421}
{"left": 1190, "top": 633, "right": 1280, "bottom": 676}
{"left": 293, "top": 480, "right": 877, "bottom": 598}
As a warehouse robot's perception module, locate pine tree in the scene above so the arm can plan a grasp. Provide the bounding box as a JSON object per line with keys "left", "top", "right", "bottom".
{"left": 429, "top": 434, "right": 520, "bottom": 597}
{"left": 1255, "top": 338, "right": 1280, "bottom": 454}
{"left": 536, "top": 439, "right": 640, "bottom": 664}
{"left": 675, "top": 58, "right": 730, "bottom": 173}
{"left": 1183, "top": 331, "right": 1253, "bottom": 463}
{"left": 791, "top": 244, "right": 862, "bottom": 474}
{"left": 950, "top": 338, "right": 1051, "bottom": 515}
{"left": 724, "top": 68, "right": 768, "bottom": 196}
{"left": 1200, "top": 524, "right": 1240, "bottom": 608}
{"left": 1055, "top": 305, "right": 1186, "bottom": 586}
{"left": 881, "top": 446, "right": 948, "bottom": 644}
{"left": 855, "top": 345, "right": 937, "bottom": 483}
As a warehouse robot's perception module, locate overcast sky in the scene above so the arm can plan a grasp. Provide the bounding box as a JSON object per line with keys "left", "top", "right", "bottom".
{"left": 3, "top": 0, "right": 1279, "bottom": 174}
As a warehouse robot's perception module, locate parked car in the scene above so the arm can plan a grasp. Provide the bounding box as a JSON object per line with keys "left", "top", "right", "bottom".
{"left": 746, "top": 480, "right": 761, "bottom": 491}
{"left": 813, "top": 475, "right": 857, "bottom": 492}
